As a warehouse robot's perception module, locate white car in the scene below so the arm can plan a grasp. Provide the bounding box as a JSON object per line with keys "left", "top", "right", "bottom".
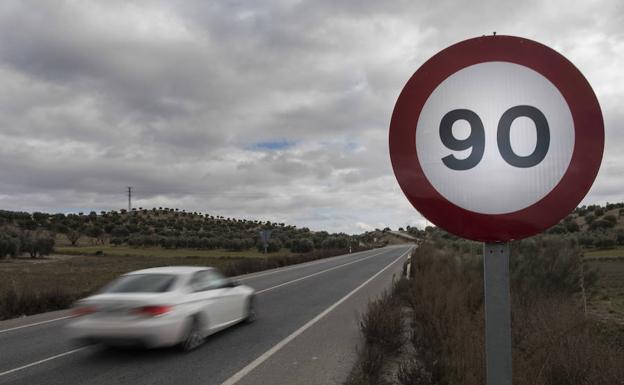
{"left": 66, "top": 266, "right": 256, "bottom": 351}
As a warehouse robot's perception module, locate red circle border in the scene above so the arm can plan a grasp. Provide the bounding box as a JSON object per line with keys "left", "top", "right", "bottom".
{"left": 389, "top": 35, "right": 604, "bottom": 242}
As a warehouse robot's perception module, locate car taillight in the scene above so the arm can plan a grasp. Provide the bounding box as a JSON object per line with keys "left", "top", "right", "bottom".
{"left": 71, "top": 305, "right": 96, "bottom": 317}
{"left": 133, "top": 305, "right": 172, "bottom": 317}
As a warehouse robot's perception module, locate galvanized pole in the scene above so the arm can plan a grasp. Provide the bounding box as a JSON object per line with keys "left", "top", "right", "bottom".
{"left": 484, "top": 242, "right": 513, "bottom": 385}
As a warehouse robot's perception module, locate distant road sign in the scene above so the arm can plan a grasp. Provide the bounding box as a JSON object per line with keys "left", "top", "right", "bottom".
{"left": 259, "top": 230, "right": 272, "bottom": 253}
{"left": 389, "top": 35, "right": 604, "bottom": 242}
{"left": 259, "top": 230, "right": 272, "bottom": 244}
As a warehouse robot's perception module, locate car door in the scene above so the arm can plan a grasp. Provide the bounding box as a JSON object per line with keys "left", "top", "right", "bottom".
{"left": 186, "top": 270, "right": 225, "bottom": 332}
{"left": 205, "top": 270, "right": 245, "bottom": 324}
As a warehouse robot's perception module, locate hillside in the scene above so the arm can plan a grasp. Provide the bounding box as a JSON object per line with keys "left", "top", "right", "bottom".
{"left": 359, "top": 228, "right": 420, "bottom": 247}
{"left": 0, "top": 208, "right": 361, "bottom": 258}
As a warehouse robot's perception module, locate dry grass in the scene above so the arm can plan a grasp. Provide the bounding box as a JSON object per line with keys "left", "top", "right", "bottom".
{"left": 0, "top": 254, "right": 231, "bottom": 319}
{"left": 587, "top": 259, "right": 624, "bottom": 324}
{"left": 359, "top": 291, "right": 404, "bottom": 354}
{"left": 345, "top": 286, "right": 406, "bottom": 385}
{"left": 54, "top": 245, "right": 294, "bottom": 259}
{"left": 404, "top": 243, "right": 624, "bottom": 385}
{"left": 0, "top": 247, "right": 365, "bottom": 320}
{"left": 583, "top": 247, "right": 624, "bottom": 260}
{"left": 345, "top": 242, "right": 624, "bottom": 385}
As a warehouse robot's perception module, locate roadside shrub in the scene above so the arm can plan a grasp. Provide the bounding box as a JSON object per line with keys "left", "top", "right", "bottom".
{"left": 577, "top": 233, "right": 595, "bottom": 248}
{"left": 345, "top": 345, "right": 385, "bottom": 385}
{"left": 397, "top": 358, "right": 433, "bottom": 385}
{"left": 256, "top": 239, "right": 282, "bottom": 253}
{"left": 590, "top": 219, "right": 615, "bottom": 230}
{"left": 0, "top": 284, "right": 78, "bottom": 320}
{"left": 360, "top": 291, "right": 404, "bottom": 354}
{"left": 585, "top": 214, "right": 596, "bottom": 225}
{"left": 593, "top": 233, "right": 616, "bottom": 250}
{"left": 511, "top": 236, "right": 597, "bottom": 300}
{"left": 290, "top": 238, "right": 314, "bottom": 253}
{"left": 565, "top": 221, "right": 580, "bottom": 232}
{"left": 224, "top": 238, "right": 254, "bottom": 251}
{"left": 321, "top": 235, "right": 350, "bottom": 250}
{"left": 222, "top": 247, "right": 369, "bottom": 277}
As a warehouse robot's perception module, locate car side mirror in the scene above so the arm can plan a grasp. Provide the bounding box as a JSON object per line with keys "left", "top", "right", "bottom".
{"left": 226, "top": 280, "right": 240, "bottom": 288}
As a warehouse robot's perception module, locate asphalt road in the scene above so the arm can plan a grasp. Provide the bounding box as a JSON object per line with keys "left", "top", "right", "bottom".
{"left": 0, "top": 245, "right": 412, "bottom": 385}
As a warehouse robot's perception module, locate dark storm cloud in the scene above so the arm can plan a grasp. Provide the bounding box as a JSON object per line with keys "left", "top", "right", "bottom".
{"left": 0, "top": 0, "right": 622, "bottom": 233}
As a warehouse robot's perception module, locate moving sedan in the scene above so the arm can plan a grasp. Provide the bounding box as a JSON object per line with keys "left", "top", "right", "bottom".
{"left": 66, "top": 266, "right": 256, "bottom": 351}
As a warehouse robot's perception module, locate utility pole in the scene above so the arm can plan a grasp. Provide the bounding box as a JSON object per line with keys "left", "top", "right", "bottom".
{"left": 127, "top": 186, "right": 132, "bottom": 212}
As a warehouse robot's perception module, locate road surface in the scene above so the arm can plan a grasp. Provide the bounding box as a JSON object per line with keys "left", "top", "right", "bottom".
{"left": 0, "top": 245, "right": 411, "bottom": 385}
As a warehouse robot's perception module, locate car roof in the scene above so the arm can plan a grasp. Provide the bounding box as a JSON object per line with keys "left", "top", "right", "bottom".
{"left": 126, "top": 266, "right": 215, "bottom": 276}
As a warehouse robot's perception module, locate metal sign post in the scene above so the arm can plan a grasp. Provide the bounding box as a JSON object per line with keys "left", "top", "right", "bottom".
{"left": 484, "top": 242, "right": 512, "bottom": 385}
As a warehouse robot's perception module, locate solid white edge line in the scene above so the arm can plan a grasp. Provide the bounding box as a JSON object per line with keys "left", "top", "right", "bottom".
{"left": 255, "top": 249, "right": 390, "bottom": 294}
{"left": 0, "top": 347, "right": 87, "bottom": 378}
{"left": 0, "top": 316, "right": 73, "bottom": 334}
{"left": 220, "top": 246, "right": 412, "bottom": 385}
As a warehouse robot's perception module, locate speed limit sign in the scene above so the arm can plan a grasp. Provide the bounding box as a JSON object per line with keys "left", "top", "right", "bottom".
{"left": 389, "top": 35, "right": 604, "bottom": 242}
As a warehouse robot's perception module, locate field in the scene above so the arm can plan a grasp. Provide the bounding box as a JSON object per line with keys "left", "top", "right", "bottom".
{"left": 1, "top": 245, "right": 294, "bottom": 305}
{"left": 0, "top": 245, "right": 359, "bottom": 320}
{"left": 583, "top": 246, "right": 624, "bottom": 259}
{"left": 587, "top": 258, "right": 624, "bottom": 324}
{"left": 0, "top": 253, "right": 222, "bottom": 319}
{"left": 579, "top": 247, "right": 624, "bottom": 324}
{"left": 0, "top": 254, "right": 224, "bottom": 297}
{"left": 54, "top": 245, "right": 293, "bottom": 259}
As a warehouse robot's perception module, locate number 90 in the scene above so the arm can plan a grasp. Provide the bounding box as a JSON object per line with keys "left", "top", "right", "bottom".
{"left": 439, "top": 105, "right": 550, "bottom": 170}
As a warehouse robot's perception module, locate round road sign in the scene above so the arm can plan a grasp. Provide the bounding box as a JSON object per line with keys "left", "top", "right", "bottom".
{"left": 389, "top": 35, "right": 604, "bottom": 242}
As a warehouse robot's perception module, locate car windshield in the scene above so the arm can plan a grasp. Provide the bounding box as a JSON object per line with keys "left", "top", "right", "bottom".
{"left": 101, "top": 274, "right": 177, "bottom": 293}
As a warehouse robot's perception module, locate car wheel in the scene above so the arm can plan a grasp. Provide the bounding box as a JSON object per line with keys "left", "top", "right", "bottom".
{"left": 181, "top": 317, "right": 204, "bottom": 352}
{"left": 244, "top": 296, "right": 257, "bottom": 323}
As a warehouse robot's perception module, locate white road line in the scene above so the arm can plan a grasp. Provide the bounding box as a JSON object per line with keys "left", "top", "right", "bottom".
{"left": 0, "top": 347, "right": 87, "bottom": 378}
{"left": 0, "top": 249, "right": 380, "bottom": 335}
{"left": 236, "top": 248, "right": 375, "bottom": 281}
{"left": 220, "top": 247, "right": 411, "bottom": 385}
{"left": 255, "top": 248, "right": 390, "bottom": 294}
{"left": 0, "top": 316, "right": 72, "bottom": 335}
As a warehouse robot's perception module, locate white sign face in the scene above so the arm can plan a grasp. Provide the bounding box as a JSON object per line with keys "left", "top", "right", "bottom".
{"left": 415, "top": 62, "right": 575, "bottom": 215}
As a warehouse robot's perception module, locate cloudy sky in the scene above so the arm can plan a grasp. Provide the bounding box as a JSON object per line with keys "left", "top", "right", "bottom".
{"left": 0, "top": 0, "right": 622, "bottom": 234}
